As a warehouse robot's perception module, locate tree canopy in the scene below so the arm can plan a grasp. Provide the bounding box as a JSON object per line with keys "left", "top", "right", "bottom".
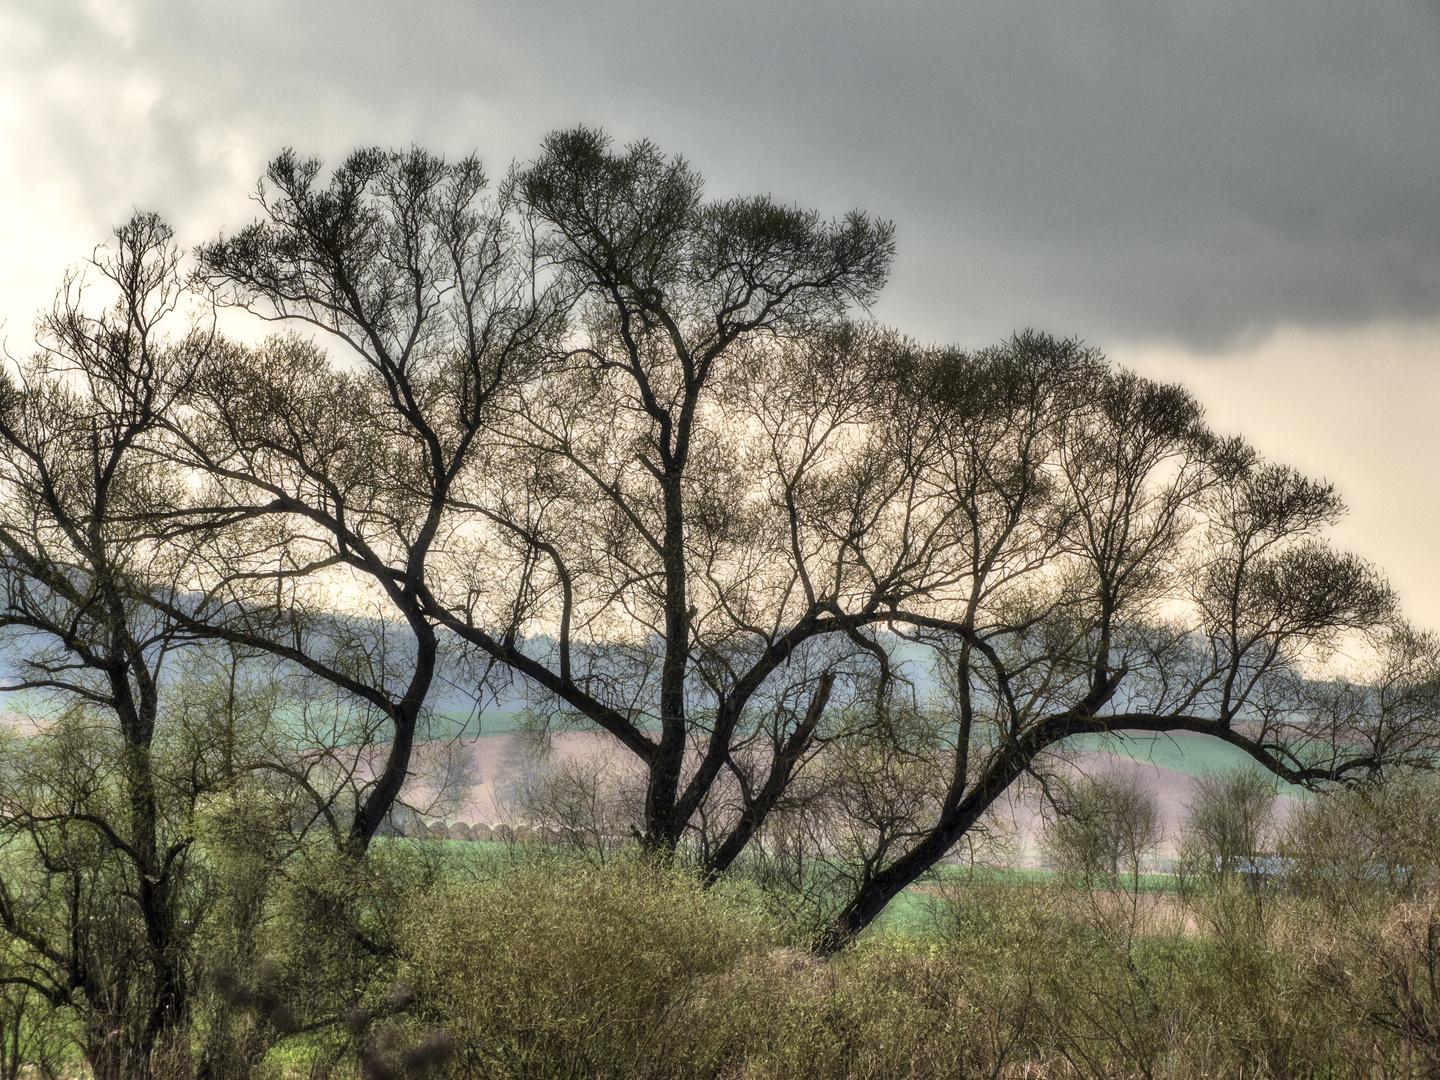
{"left": 0, "top": 133, "right": 1433, "bottom": 1074}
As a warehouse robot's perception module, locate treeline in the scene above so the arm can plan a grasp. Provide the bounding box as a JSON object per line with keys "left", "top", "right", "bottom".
{"left": 0, "top": 128, "right": 1435, "bottom": 1077}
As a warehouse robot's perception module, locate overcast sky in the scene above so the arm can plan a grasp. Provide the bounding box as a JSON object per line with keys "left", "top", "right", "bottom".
{"left": 4, "top": 0, "right": 1440, "bottom": 626}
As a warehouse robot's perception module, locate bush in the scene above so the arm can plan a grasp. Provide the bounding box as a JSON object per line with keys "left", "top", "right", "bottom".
{"left": 1177, "top": 769, "right": 1276, "bottom": 883}
{"left": 1043, "top": 770, "right": 1163, "bottom": 891}
{"left": 1281, "top": 776, "right": 1440, "bottom": 1072}
{"left": 397, "top": 858, "right": 781, "bottom": 1079}
{"left": 1284, "top": 773, "right": 1440, "bottom": 911}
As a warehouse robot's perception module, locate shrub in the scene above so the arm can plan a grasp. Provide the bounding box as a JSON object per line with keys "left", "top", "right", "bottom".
{"left": 1043, "top": 770, "right": 1163, "bottom": 891}
{"left": 398, "top": 858, "right": 781, "bottom": 1079}
{"left": 1176, "top": 768, "right": 1276, "bottom": 891}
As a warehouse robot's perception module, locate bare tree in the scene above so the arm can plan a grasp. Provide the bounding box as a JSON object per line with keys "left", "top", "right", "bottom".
{"left": 418, "top": 130, "right": 901, "bottom": 860}
{"left": 170, "top": 147, "right": 567, "bottom": 850}
{"left": 0, "top": 216, "right": 285, "bottom": 1078}
{"left": 1044, "top": 772, "right": 1163, "bottom": 889}
{"left": 1177, "top": 769, "right": 1277, "bottom": 884}
{"left": 363, "top": 133, "right": 1428, "bottom": 945}
{"left": 807, "top": 335, "right": 1424, "bottom": 945}
{"left": 49, "top": 133, "right": 1427, "bottom": 955}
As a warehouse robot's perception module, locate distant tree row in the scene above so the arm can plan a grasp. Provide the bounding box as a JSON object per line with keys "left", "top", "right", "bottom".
{"left": 0, "top": 129, "right": 1434, "bottom": 1076}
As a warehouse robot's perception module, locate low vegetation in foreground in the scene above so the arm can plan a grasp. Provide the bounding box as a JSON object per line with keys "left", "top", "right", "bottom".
{"left": 0, "top": 770, "right": 1437, "bottom": 1079}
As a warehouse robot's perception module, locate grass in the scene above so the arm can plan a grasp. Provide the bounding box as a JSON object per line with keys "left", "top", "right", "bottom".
{"left": 866, "top": 888, "right": 946, "bottom": 937}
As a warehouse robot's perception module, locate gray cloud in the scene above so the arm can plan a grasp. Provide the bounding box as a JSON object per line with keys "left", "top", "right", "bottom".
{"left": 9, "top": 0, "right": 1440, "bottom": 348}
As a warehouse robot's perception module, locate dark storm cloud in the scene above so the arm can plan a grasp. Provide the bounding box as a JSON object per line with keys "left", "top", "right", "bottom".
{"left": 14, "top": 0, "right": 1440, "bottom": 347}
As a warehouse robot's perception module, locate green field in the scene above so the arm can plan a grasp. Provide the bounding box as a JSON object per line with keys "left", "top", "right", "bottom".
{"left": 1058, "top": 730, "right": 1312, "bottom": 795}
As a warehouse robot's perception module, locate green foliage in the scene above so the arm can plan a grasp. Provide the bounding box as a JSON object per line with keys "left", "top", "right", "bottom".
{"left": 1174, "top": 767, "right": 1277, "bottom": 896}
{"left": 5, "top": 828, "right": 1440, "bottom": 1077}
{"left": 1284, "top": 771, "right": 1440, "bottom": 910}
{"left": 1280, "top": 775, "right": 1440, "bottom": 1068}
{"left": 396, "top": 858, "right": 781, "bottom": 1079}
{"left": 0, "top": 937, "right": 72, "bottom": 1079}
{"left": 1043, "top": 771, "right": 1163, "bottom": 891}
